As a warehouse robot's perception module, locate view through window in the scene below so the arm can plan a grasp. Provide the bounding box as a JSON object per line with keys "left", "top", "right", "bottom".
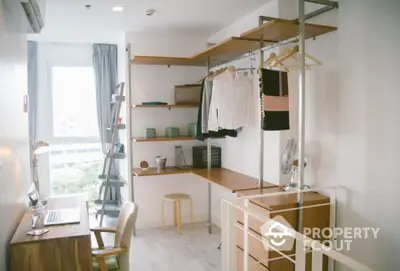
{"left": 50, "top": 66, "right": 102, "bottom": 211}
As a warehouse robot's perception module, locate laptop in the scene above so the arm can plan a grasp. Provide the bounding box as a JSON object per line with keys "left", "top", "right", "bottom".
{"left": 44, "top": 208, "right": 80, "bottom": 226}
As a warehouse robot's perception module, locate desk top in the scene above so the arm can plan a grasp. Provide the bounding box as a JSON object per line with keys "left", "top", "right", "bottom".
{"left": 10, "top": 195, "right": 90, "bottom": 245}
{"left": 192, "top": 168, "right": 277, "bottom": 192}
{"left": 236, "top": 187, "right": 330, "bottom": 211}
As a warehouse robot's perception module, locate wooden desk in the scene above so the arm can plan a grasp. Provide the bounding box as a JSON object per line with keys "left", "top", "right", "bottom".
{"left": 10, "top": 196, "right": 92, "bottom": 271}
{"left": 192, "top": 168, "right": 276, "bottom": 192}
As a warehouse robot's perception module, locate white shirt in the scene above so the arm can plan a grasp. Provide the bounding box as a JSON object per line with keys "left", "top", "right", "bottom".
{"left": 208, "top": 71, "right": 253, "bottom": 131}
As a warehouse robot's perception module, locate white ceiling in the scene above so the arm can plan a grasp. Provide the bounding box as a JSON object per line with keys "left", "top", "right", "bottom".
{"left": 42, "top": 0, "right": 268, "bottom": 37}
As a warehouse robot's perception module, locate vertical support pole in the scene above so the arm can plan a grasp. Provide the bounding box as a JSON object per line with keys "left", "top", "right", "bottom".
{"left": 206, "top": 58, "right": 212, "bottom": 234}
{"left": 258, "top": 16, "right": 265, "bottom": 190}
{"left": 126, "top": 43, "right": 136, "bottom": 236}
{"left": 329, "top": 190, "right": 337, "bottom": 271}
{"left": 297, "top": 0, "right": 306, "bottom": 233}
{"left": 221, "top": 200, "right": 236, "bottom": 271}
{"left": 295, "top": 237, "right": 306, "bottom": 271}
{"left": 243, "top": 199, "right": 250, "bottom": 271}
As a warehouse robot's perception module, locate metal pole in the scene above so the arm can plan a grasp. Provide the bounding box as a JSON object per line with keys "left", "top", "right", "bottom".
{"left": 297, "top": 0, "right": 306, "bottom": 232}
{"left": 206, "top": 58, "right": 212, "bottom": 234}
{"left": 126, "top": 43, "right": 136, "bottom": 236}
{"left": 258, "top": 16, "right": 265, "bottom": 190}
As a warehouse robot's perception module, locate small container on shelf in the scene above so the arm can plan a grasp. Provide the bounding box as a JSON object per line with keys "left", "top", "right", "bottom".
{"left": 188, "top": 123, "right": 197, "bottom": 137}
{"left": 165, "top": 127, "right": 180, "bottom": 138}
{"left": 144, "top": 128, "right": 156, "bottom": 139}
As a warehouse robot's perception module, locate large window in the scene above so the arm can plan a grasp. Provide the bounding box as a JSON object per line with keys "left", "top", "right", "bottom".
{"left": 49, "top": 65, "right": 102, "bottom": 208}
{"left": 51, "top": 66, "right": 99, "bottom": 138}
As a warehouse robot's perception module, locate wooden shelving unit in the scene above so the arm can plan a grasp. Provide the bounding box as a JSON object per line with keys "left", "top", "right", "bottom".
{"left": 190, "top": 37, "right": 274, "bottom": 63}
{"left": 132, "top": 136, "right": 196, "bottom": 142}
{"left": 240, "top": 18, "right": 337, "bottom": 41}
{"left": 133, "top": 167, "right": 192, "bottom": 177}
{"left": 130, "top": 19, "right": 337, "bottom": 67}
{"left": 131, "top": 56, "right": 205, "bottom": 67}
{"left": 132, "top": 104, "right": 198, "bottom": 108}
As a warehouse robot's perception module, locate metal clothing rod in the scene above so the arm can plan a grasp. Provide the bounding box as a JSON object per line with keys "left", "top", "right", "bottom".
{"left": 206, "top": 57, "right": 212, "bottom": 235}
{"left": 258, "top": 16, "right": 265, "bottom": 190}
{"left": 297, "top": 0, "right": 306, "bottom": 234}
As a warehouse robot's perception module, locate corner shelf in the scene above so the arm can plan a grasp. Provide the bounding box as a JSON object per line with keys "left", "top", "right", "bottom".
{"left": 131, "top": 56, "right": 205, "bottom": 67}
{"left": 132, "top": 136, "right": 196, "bottom": 142}
{"left": 132, "top": 104, "right": 198, "bottom": 109}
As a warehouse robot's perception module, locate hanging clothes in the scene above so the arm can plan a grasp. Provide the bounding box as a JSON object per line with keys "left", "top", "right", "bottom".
{"left": 208, "top": 71, "right": 252, "bottom": 131}
{"left": 259, "top": 68, "right": 290, "bottom": 131}
{"left": 196, "top": 78, "right": 238, "bottom": 141}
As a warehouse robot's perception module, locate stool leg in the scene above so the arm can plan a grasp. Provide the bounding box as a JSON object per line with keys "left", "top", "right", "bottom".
{"left": 176, "top": 200, "right": 182, "bottom": 235}
{"left": 173, "top": 201, "right": 178, "bottom": 226}
{"left": 161, "top": 199, "right": 166, "bottom": 232}
{"left": 189, "top": 198, "right": 194, "bottom": 230}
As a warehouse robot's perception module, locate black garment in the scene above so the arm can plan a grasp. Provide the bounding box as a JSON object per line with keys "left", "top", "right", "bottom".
{"left": 196, "top": 79, "right": 238, "bottom": 141}
{"left": 259, "top": 69, "right": 290, "bottom": 131}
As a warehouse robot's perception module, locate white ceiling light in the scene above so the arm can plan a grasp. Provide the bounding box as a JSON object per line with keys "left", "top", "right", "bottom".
{"left": 113, "top": 6, "right": 124, "bottom": 12}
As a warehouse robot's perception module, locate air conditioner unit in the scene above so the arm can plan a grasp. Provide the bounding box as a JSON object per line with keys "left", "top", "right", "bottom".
{"left": 21, "top": 0, "right": 45, "bottom": 33}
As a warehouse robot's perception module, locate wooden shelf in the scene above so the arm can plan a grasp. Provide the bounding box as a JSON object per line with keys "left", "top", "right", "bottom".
{"left": 190, "top": 37, "right": 273, "bottom": 63}
{"left": 241, "top": 18, "right": 337, "bottom": 42}
{"left": 131, "top": 56, "right": 205, "bottom": 67}
{"left": 133, "top": 167, "right": 192, "bottom": 177}
{"left": 132, "top": 136, "right": 196, "bottom": 142}
{"left": 192, "top": 168, "right": 277, "bottom": 192}
{"left": 132, "top": 104, "right": 199, "bottom": 108}
{"left": 130, "top": 19, "right": 336, "bottom": 68}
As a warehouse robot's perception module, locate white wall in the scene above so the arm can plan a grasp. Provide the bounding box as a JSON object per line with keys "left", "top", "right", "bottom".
{"left": 128, "top": 32, "right": 216, "bottom": 229}
{"left": 0, "top": 0, "right": 30, "bottom": 270}
{"left": 301, "top": 0, "right": 400, "bottom": 270}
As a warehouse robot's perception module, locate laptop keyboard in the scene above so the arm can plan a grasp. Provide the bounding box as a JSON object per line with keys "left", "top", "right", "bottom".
{"left": 47, "top": 211, "right": 62, "bottom": 223}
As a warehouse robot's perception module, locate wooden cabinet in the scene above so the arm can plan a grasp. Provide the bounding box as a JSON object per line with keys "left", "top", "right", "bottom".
{"left": 235, "top": 187, "right": 330, "bottom": 271}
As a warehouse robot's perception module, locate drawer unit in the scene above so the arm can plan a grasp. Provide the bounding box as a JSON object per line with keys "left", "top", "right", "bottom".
{"left": 236, "top": 246, "right": 268, "bottom": 271}
{"left": 235, "top": 187, "right": 331, "bottom": 271}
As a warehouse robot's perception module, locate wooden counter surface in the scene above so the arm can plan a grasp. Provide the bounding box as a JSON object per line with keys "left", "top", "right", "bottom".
{"left": 133, "top": 167, "right": 192, "bottom": 177}
{"left": 192, "top": 168, "right": 277, "bottom": 193}
{"left": 10, "top": 195, "right": 92, "bottom": 271}
{"left": 236, "top": 187, "right": 330, "bottom": 211}
{"left": 10, "top": 195, "right": 90, "bottom": 245}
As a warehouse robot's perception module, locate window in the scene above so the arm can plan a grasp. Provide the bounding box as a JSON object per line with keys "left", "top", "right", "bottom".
{"left": 49, "top": 65, "right": 102, "bottom": 210}
{"left": 51, "top": 66, "right": 99, "bottom": 138}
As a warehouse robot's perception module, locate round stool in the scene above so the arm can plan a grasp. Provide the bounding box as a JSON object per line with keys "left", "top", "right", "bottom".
{"left": 162, "top": 193, "right": 193, "bottom": 234}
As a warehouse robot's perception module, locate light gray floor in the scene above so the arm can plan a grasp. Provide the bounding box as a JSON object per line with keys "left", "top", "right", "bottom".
{"left": 90, "top": 217, "right": 221, "bottom": 271}
{"left": 131, "top": 223, "right": 221, "bottom": 271}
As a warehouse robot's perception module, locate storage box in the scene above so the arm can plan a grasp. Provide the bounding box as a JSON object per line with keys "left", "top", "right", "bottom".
{"left": 174, "top": 84, "right": 201, "bottom": 105}
{"left": 188, "top": 123, "right": 197, "bottom": 137}
{"left": 192, "top": 146, "right": 222, "bottom": 169}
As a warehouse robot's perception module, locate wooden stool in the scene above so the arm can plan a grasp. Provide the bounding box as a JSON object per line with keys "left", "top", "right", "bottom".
{"left": 162, "top": 193, "right": 193, "bottom": 234}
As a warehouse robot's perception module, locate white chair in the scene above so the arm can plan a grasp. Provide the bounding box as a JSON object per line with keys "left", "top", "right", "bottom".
{"left": 91, "top": 202, "right": 138, "bottom": 271}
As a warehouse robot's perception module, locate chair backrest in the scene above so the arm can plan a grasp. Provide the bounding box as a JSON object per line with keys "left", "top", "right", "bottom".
{"left": 114, "top": 202, "right": 138, "bottom": 249}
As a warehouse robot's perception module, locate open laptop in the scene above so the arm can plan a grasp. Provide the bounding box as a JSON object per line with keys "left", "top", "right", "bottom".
{"left": 44, "top": 208, "right": 80, "bottom": 226}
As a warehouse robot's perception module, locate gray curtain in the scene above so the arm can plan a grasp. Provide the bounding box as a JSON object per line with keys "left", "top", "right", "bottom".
{"left": 92, "top": 44, "right": 118, "bottom": 154}
{"left": 28, "top": 41, "right": 38, "bottom": 149}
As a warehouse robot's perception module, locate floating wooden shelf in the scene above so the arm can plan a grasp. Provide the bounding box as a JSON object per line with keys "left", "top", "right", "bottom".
{"left": 132, "top": 136, "right": 196, "bottom": 142}
{"left": 130, "top": 19, "right": 337, "bottom": 67}
{"left": 190, "top": 37, "right": 274, "bottom": 63}
{"left": 133, "top": 167, "right": 192, "bottom": 177}
{"left": 132, "top": 104, "right": 199, "bottom": 108}
{"left": 131, "top": 56, "right": 205, "bottom": 67}
{"left": 240, "top": 18, "right": 337, "bottom": 42}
